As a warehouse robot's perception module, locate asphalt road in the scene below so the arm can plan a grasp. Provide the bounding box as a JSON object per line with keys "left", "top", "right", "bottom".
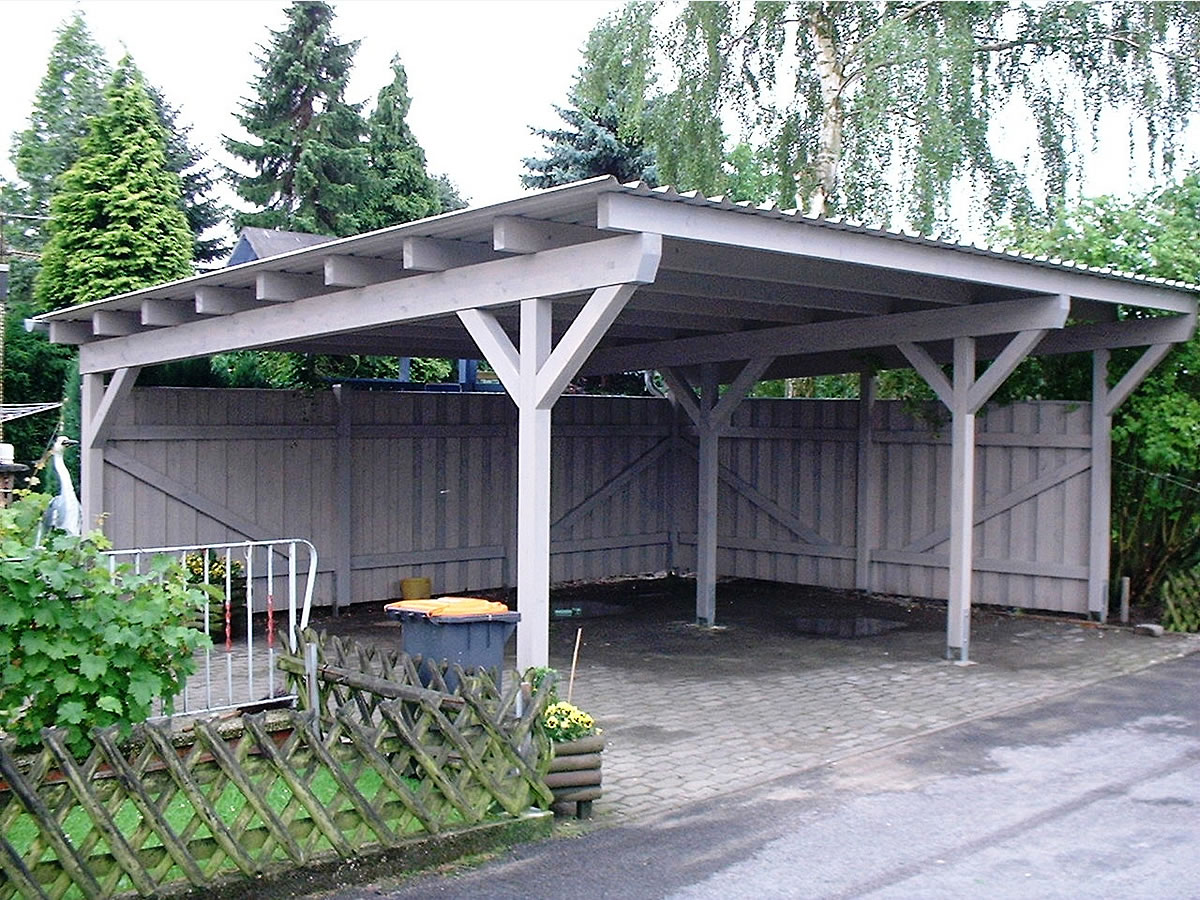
{"left": 323, "top": 653, "right": 1200, "bottom": 900}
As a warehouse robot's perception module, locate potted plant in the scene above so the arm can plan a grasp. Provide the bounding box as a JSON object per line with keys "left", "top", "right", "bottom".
{"left": 527, "top": 667, "right": 603, "bottom": 818}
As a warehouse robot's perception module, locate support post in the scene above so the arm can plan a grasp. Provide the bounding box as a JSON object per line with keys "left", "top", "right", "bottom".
{"left": 1087, "top": 341, "right": 1176, "bottom": 621}
{"left": 1088, "top": 349, "right": 1112, "bottom": 622}
{"left": 855, "top": 372, "right": 876, "bottom": 591}
{"left": 515, "top": 299, "right": 553, "bottom": 671}
{"left": 662, "top": 356, "right": 773, "bottom": 626}
{"left": 80, "top": 372, "right": 104, "bottom": 533}
{"left": 696, "top": 364, "right": 720, "bottom": 625}
{"left": 332, "top": 384, "right": 353, "bottom": 616}
{"left": 947, "top": 337, "right": 976, "bottom": 661}
{"left": 900, "top": 324, "right": 1051, "bottom": 663}
{"left": 79, "top": 365, "right": 142, "bottom": 533}
{"left": 458, "top": 270, "right": 658, "bottom": 670}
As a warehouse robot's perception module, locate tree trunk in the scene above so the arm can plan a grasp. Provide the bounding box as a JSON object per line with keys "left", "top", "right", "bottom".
{"left": 807, "top": 6, "right": 847, "bottom": 218}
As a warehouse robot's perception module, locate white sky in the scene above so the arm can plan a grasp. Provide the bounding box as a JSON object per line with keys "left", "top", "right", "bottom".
{"left": 1, "top": 0, "right": 1190, "bottom": 241}
{"left": 0, "top": 0, "right": 622, "bottom": 213}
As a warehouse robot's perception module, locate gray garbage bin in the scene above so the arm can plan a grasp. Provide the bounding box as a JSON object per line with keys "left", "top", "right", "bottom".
{"left": 384, "top": 597, "right": 520, "bottom": 691}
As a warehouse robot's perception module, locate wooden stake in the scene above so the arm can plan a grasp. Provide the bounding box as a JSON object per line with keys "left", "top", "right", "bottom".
{"left": 567, "top": 627, "right": 582, "bottom": 704}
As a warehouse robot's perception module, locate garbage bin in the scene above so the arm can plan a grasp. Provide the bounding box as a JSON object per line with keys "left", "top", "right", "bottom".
{"left": 384, "top": 596, "right": 520, "bottom": 691}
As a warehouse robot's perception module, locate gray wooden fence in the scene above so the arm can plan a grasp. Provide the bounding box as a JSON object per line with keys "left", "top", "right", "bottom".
{"left": 101, "top": 388, "right": 1091, "bottom": 614}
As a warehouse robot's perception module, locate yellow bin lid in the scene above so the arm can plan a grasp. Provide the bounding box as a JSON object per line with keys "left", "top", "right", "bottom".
{"left": 386, "top": 596, "right": 509, "bottom": 618}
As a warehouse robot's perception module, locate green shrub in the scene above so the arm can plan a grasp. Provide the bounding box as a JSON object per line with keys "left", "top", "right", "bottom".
{"left": 0, "top": 494, "right": 211, "bottom": 755}
{"left": 1160, "top": 568, "right": 1200, "bottom": 633}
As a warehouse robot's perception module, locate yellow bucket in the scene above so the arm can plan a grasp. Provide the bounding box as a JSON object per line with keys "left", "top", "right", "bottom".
{"left": 399, "top": 576, "right": 432, "bottom": 600}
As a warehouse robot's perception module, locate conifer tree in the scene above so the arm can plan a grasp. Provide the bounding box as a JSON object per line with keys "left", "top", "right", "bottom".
{"left": 359, "top": 57, "right": 440, "bottom": 230}
{"left": 225, "top": 1, "right": 368, "bottom": 237}
{"left": 35, "top": 56, "right": 193, "bottom": 310}
{"left": 523, "top": 3, "right": 659, "bottom": 189}
{"left": 5, "top": 12, "right": 110, "bottom": 253}
{"left": 144, "top": 82, "right": 227, "bottom": 263}
{"left": 522, "top": 96, "right": 659, "bottom": 188}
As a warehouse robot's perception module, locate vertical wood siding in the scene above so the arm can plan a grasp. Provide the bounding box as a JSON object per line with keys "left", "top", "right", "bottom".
{"left": 103, "top": 389, "right": 1090, "bottom": 613}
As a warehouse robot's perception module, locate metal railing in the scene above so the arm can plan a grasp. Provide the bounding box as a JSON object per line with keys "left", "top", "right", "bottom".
{"left": 103, "top": 539, "right": 318, "bottom": 718}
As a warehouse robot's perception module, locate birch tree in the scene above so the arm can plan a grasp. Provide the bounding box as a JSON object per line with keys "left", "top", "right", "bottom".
{"left": 656, "top": 1, "right": 1200, "bottom": 230}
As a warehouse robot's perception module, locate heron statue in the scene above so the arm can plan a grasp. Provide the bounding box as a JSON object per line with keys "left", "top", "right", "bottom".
{"left": 36, "top": 435, "right": 82, "bottom": 542}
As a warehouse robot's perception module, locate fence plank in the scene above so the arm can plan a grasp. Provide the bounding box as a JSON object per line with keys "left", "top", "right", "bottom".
{"left": 41, "top": 730, "right": 157, "bottom": 896}
{"left": 0, "top": 741, "right": 104, "bottom": 899}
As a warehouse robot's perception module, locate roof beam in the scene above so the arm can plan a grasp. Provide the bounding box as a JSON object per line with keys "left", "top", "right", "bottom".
{"left": 403, "top": 236, "right": 501, "bottom": 271}
{"left": 256, "top": 272, "right": 326, "bottom": 302}
{"left": 323, "top": 255, "right": 405, "bottom": 287}
{"left": 77, "top": 232, "right": 662, "bottom": 374}
{"left": 49, "top": 321, "right": 96, "bottom": 345}
{"left": 92, "top": 310, "right": 142, "bottom": 337}
{"left": 492, "top": 216, "right": 604, "bottom": 253}
{"left": 629, "top": 291, "right": 816, "bottom": 326}
{"left": 646, "top": 270, "right": 893, "bottom": 315}
{"left": 581, "top": 294, "right": 1070, "bottom": 374}
{"left": 600, "top": 193, "right": 1195, "bottom": 313}
{"left": 141, "top": 299, "right": 201, "bottom": 326}
{"left": 1037, "top": 311, "right": 1196, "bottom": 354}
{"left": 660, "top": 238, "right": 972, "bottom": 307}
{"left": 194, "top": 286, "right": 258, "bottom": 315}
{"left": 747, "top": 312, "right": 1196, "bottom": 381}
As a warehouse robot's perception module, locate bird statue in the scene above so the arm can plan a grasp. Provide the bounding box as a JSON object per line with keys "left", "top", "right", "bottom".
{"left": 36, "top": 435, "right": 82, "bottom": 542}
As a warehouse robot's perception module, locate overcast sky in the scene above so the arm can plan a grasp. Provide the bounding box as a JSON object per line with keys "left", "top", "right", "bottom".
{"left": 2, "top": 0, "right": 1190, "bottom": 239}
{"left": 1, "top": 0, "right": 622, "bottom": 212}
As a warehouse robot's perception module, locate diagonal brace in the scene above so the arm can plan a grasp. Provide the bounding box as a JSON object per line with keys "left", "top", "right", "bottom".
{"left": 87, "top": 366, "right": 142, "bottom": 448}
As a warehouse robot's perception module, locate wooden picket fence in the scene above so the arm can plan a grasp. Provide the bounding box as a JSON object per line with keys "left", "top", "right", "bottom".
{"left": 0, "top": 633, "right": 553, "bottom": 899}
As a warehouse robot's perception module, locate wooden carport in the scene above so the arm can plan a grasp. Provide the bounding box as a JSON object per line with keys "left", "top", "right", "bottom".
{"left": 35, "top": 177, "right": 1199, "bottom": 669}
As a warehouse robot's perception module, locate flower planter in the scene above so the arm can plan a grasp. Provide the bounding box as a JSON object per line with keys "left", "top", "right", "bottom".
{"left": 547, "top": 733, "right": 604, "bottom": 819}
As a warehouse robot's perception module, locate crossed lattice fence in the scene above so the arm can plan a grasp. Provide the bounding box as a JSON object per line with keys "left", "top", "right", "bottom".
{"left": 0, "top": 632, "right": 553, "bottom": 899}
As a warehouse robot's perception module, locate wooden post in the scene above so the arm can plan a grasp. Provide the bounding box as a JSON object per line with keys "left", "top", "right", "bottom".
{"left": 332, "top": 384, "right": 353, "bottom": 615}
{"left": 457, "top": 279, "right": 656, "bottom": 670}
{"left": 900, "top": 323, "right": 1052, "bottom": 663}
{"left": 1088, "top": 349, "right": 1112, "bottom": 622}
{"left": 855, "top": 372, "right": 876, "bottom": 591}
{"left": 695, "top": 364, "right": 720, "bottom": 625}
{"left": 80, "top": 371, "right": 104, "bottom": 533}
{"left": 1087, "top": 341, "right": 1174, "bottom": 623}
{"left": 516, "top": 299, "right": 553, "bottom": 671}
{"left": 662, "top": 357, "right": 773, "bottom": 627}
{"left": 947, "top": 337, "right": 976, "bottom": 661}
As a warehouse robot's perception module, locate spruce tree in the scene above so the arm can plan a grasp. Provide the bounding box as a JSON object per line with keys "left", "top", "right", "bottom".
{"left": 144, "top": 81, "right": 227, "bottom": 264}
{"left": 523, "top": 4, "right": 659, "bottom": 189}
{"left": 225, "top": 1, "right": 368, "bottom": 237}
{"left": 522, "top": 96, "right": 659, "bottom": 188}
{"left": 359, "top": 57, "right": 440, "bottom": 230}
{"left": 35, "top": 56, "right": 193, "bottom": 310}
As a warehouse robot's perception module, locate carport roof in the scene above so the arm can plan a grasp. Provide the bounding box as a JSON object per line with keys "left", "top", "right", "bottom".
{"left": 37, "top": 176, "right": 1199, "bottom": 379}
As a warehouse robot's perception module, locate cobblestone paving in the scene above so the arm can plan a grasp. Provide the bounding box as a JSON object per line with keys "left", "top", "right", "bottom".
{"left": 316, "top": 578, "right": 1200, "bottom": 824}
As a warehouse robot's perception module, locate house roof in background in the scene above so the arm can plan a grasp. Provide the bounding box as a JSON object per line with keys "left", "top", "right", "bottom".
{"left": 226, "top": 227, "right": 337, "bottom": 267}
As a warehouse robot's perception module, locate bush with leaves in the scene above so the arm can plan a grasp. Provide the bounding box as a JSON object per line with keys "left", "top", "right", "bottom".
{"left": 0, "top": 494, "right": 210, "bottom": 755}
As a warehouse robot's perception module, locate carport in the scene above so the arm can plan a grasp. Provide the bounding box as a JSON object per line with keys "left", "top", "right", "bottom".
{"left": 35, "top": 176, "right": 1199, "bottom": 668}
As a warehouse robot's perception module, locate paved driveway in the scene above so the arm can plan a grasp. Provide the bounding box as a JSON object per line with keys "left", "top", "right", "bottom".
{"left": 321, "top": 577, "right": 1198, "bottom": 822}
{"left": 330, "top": 652, "right": 1200, "bottom": 899}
